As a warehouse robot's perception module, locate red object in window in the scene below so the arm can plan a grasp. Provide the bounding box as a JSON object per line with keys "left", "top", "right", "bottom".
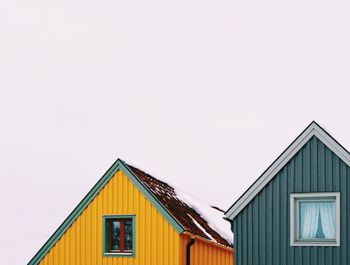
{"left": 120, "top": 219, "right": 125, "bottom": 252}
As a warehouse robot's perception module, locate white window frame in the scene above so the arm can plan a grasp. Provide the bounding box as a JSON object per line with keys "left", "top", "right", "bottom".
{"left": 290, "top": 192, "right": 340, "bottom": 246}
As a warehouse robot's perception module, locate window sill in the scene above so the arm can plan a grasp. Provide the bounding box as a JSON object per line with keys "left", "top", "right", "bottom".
{"left": 291, "top": 240, "right": 340, "bottom": 247}
{"left": 103, "top": 252, "right": 134, "bottom": 257}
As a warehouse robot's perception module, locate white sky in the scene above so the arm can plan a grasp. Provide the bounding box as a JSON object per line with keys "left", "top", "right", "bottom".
{"left": 1, "top": 0, "right": 350, "bottom": 264}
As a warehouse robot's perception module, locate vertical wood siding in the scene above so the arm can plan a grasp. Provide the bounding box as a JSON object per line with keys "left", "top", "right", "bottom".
{"left": 179, "top": 234, "right": 233, "bottom": 265}
{"left": 38, "top": 170, "right": 181, "bottom": 265}
{"left": 233, "top": 136, "right": 350, "bottom": 265}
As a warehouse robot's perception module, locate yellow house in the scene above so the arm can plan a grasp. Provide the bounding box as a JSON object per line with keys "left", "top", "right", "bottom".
{"left": 28, "top": 159, "right": 233, "bottom": 265}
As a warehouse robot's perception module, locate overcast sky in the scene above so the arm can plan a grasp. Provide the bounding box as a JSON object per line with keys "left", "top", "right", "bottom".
{"left": 1, "top": 0, "right": 350, "bottom": 264}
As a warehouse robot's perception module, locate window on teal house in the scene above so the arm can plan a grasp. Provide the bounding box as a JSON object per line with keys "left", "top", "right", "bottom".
{"left": 103, "top": 215, "right": 136, "bottom": 256}
{"left": 299, "top": 201, "right": 335, "bottom": 239}
{"left": 290, "top": 193, "right": 340, "bottom": 246}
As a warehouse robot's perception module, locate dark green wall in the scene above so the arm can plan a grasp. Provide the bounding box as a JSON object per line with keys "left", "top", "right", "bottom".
{"left": 233, "top": 136, "right": 350, "bottom": 265}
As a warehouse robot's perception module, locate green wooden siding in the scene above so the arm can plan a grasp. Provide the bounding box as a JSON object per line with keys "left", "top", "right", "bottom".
{"left": 233, "top": 136, "right": 350, "bottom": 265}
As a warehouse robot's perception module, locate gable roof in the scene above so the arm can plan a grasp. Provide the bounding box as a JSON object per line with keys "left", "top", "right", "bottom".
{"left": 29, "top": 159, "right": 231, "bottom": 265}
{"left": 126, "top": 164, "right": 232, "bottom": 246}
{"left": 28, "top": 159, "right": 184, "bottom": 265}
{"left": 225, "top": 121, "right": 350, "bottom": 220}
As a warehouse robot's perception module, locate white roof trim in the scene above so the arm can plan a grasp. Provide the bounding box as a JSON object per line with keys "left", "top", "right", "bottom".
{"left": 225, "top": 121, "right": 350, "bottom": 220}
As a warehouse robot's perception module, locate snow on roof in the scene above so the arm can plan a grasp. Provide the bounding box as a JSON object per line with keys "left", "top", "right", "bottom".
{"left": 176, "top": 188, "right": 233, "bottom": 244}
{"left": 187, "top": 214, "right": 215, "bottom": 241}
{"left": 126, "top": 163, "right": 233, "bottom": 247}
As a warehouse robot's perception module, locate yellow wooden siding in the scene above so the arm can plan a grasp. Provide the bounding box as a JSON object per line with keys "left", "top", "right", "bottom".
{"left": 39, "top": 170, "right": 181, "bottom": 265}
{"left": 180, "top": 234, "right": 233, "bottom": 265}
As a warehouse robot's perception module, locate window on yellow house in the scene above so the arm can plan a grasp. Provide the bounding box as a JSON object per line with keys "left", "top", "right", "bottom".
{"left": 103, "top": 215, "right": 135, "bottom": 256}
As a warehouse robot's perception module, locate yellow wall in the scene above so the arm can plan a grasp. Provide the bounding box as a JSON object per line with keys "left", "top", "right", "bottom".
{"left": 39, "top": 170, "right": 181, "bottom": 265}
{"left": 38, "top": 169, "right": 233, "bottom": 265}
{"left": 180, "top": 234, "right": 233, "bottom": 265}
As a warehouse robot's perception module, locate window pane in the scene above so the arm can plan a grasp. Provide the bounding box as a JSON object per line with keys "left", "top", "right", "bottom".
{"left": 110, "top": 220, "right": 121, "bottom": 250}
{"left": 299, "top": 201, "right": 335, "bottom": 240}
{"left": 124, "top": 220, "right": 133, "bottom": 251}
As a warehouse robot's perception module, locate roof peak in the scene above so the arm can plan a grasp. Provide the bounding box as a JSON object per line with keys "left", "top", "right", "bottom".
{"left": 225, "top": 122, "right": 350, "bottom": 220}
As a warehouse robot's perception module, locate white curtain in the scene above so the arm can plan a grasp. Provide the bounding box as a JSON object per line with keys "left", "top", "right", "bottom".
{"left": 319, "top": 202, "right": 336, "bottom": 239}
{"left": 300, "top": 202, "right": 320, "bottom": 239}
{"left": 300, "top": 201, "right": 335, "bottom": 239}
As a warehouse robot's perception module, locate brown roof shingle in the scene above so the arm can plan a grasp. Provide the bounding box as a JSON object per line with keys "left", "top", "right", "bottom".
{"left": 126, "top": 163, "right": 232, "bottom": 247}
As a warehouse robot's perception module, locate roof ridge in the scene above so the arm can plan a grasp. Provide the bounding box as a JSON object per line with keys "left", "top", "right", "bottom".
{"left": 125, "top": 163, "right": 175, "bottom": 189}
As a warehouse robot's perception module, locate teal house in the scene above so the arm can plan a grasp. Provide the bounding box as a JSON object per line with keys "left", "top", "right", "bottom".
{"left": 225, "top": 121, "right": 350, "bottom": 265}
